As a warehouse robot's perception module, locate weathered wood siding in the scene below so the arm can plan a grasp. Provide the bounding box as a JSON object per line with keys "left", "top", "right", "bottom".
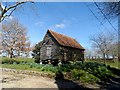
{"left": 59, "top": 46, "right": 84, "bottom": 62}
{"left": 40, "top": 31, "right": 84, "bottom": 63}
{"left": 40, "top": 32, "right": 60, "bottom": 60}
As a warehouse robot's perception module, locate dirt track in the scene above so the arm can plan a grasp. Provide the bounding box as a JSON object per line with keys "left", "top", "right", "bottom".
{"left": 1, "top": 68, "right": 120, "bottom": 89}
{"left": 1, "top": 68, "right": 58, "bottom": 88}
{"left": 1, "top": 68, "right": 87, "bottom": 89}
{"left": 1, "top": 68, "right": 100, "bottom": 89}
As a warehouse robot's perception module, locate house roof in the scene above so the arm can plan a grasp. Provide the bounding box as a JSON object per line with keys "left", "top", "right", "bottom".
{"left": 48, "top": 30, "right": 85, "bottom": 50}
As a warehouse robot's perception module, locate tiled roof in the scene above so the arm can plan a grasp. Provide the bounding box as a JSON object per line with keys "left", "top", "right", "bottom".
{"left": 48, "top": 30, "right": 85, "bottom": 50}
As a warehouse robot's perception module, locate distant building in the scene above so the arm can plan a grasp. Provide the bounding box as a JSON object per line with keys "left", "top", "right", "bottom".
{"left": 40, "top": 30, "right": 85, "bottom": 65}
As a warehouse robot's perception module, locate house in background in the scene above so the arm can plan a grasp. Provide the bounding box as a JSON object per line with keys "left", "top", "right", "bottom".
{"left": 40, "top": 30, "right": 85, "bottom": 65}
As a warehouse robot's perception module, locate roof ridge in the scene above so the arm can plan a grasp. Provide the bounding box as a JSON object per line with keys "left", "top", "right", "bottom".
{"left": 47, "top": 29, "right": 85, "bottom": 50}
{"left": 48, "top": 29, "right": 76, "bottom": 40}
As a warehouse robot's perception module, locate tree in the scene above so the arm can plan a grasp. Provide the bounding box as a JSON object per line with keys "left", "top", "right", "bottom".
{"left": 32, "top": 41, "right": 43, "bottom": 63}
{"left": 97, "top": 2, "right": 120, "bottom": 20}
{"left": 0, "top": 29, "right": 2, "bottom": 55}
{"left": 1, "top": 19, "right": 30, "bottom": 58}
{"left": 0, "top": 1, "right": 34, "bottom": 22}
{"left": 85, "top": 48, "right": 92, "bottom": 60}
{"left": 108, "top": 42, "right": 118, "bottom": 60}
{"left": 96, "top": 2, "right": 120, "bottom": 61}
{"left": 90, "top": 32, "right": 116, "bottom": 64}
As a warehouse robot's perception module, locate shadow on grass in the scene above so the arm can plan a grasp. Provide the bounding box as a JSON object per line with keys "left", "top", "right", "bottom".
{"left": 82, "top": 64, "right": 120, "bottom": 89}
{"left": 97, "top": 80, "right": 120, "bottom": 90}
{"left": 54, "top": 71, "right": 92, "bottom": 90}
{"left": 97, "top": 66, "right": 120, "bottom": 89}
{"left": 107, "top": 66, "right": 120, "bottom": 76}
{"left": 54, "top": 66, "right": 120, "bottom": 90}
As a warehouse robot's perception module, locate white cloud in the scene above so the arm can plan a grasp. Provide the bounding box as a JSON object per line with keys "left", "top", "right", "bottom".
{"left": 49, "top": 23, "right": 66, "bottom": 30}
{"left": 49, "top": 18, "right": 77, "bottom": 30}
{"left": 55, "top": 23, "right": 65, "bottom": 28}
{"left": 35, "top": 21, "right": 44, "bottom": 26}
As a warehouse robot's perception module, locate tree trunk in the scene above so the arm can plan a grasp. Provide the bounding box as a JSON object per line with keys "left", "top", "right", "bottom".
{"left": 103, "top": 53, "right": 106, "bottom": 64}
{"left": 118, "top": 48, "right": 120, "bottom": 61}
{"left": 89, "top": 55, "right": 90, "bottom": 60}
{"left": 18, "top": 51, "right": 20, "bottom": 57}
{"left": 112, "top": 55, "right": 115, "bottom": 61}
{"left": 106, "top": 54, "right": 109, "bottom": 59}
{"left": 7, "top": 50, "right": 10, "bottom": 57}
{"left": 10, "top": 48, "right": 13, "bottom": 58}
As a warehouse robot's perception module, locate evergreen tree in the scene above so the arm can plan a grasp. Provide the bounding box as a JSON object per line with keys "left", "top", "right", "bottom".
{"left": 32, "top": 41, "right": 42, "bottom": 63}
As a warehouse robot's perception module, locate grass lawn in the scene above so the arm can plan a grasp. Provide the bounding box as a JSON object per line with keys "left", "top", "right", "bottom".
{"left": 1, "top": 57, "right": 34, "bottom": 63}
{"left": 1, "top": 58, "right": 120, "bottom": 85}
{"left": 1, "top": 57, "right": 44, "bottom": 73}
{"left": 85, "top": 59, "right": 120, "bottom": 69}
{"left": 2, "top": 64, "right": 31, "bottom": 70}
{"left": 2, "top": 64, "right": 54, "bottom": 74}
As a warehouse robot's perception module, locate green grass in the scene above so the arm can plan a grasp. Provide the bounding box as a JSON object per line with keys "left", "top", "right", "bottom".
{"left": 1, "top": 57, "right": 34, "bottom": 64}
{"left": 2, "top": 64, "right": 43, "bottom": 73}
{"left": 71, "top": 69, "right": 100, "bottom": 83}
{"left": 85, "top": 59, "right": 120, "bottom": 69}
{"left": 2, "top": 63, "right": 102, "bottom": 84}
{"left": 1, "top": 57, "right": 120, "bottom": 84}
{"left": 2, "top": 64, "right": 31, "bottom": 70}
{"left": 16, "top": 57, "right": 34, "bottom": 63}
{"left": 2, "top": 63, "right": 57, "bottom": 74}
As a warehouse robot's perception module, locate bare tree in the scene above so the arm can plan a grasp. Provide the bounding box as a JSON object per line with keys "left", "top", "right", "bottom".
{"left": 108, "top": 42, "right": 118, "bottom": 60}
{"left": 85, "top": 48, "right": 92, "bottom": 60}
{"left": 1, "top": 19, "right": 30, "bottom": 58}
{"left": 97, "top": 2, "right": 120, "bottom": 20}
{"left": 0, "top": 1, "right": 34, "bottom": 22}
{"left": 90, "top": 32, "right": 116, "bottom": 64}
{"left": 0, "top": 27, "right": 2, "bottom": 55}
{"left": 95, "top": 2, "right": 120, "bottom": 62}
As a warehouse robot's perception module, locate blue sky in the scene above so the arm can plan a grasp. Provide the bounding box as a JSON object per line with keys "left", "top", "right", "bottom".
{"left": 6, "top": 2, "right": 117, "bottom": 49}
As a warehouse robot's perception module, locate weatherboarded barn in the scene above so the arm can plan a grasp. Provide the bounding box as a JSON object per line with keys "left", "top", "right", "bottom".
{"left": 40, "top": 30, "right": 85, "bottom": 65}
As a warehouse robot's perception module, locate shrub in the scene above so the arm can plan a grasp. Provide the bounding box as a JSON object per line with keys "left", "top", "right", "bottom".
{"left": 40, "top": 64, "right": 58, "bottom": 73}
{"left": 80, "top": 73, "right": 100, "bottom": 83}
{"left": 29, "top": 62, "right": 41, "bottom": 68}
{"left": 57, "top": 64, "right": 75, "bottom": 72}
{"left": 13, "top": 62, "right": 17, "bottom": 65}
{"left": 71, "top": 69, "right": 100, "bottom": 83}
{"left": 65, "top": 62, "right": 114, "bottom": 82}
{"left": 71, "top": 69, "right": 84, "bottom": 80}
{"left": 29, "top": 63, "right": 58, "bottom": 73}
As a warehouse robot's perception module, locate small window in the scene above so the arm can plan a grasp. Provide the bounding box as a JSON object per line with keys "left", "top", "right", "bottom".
{"left": 64, "top": 52, "right": 67, "bottom": 60}
{"left": 46, "top": 46, "right": 51, "bottom": 58}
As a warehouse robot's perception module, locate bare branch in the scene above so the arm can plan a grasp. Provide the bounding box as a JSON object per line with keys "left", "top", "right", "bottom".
{"left": 90, "top": 31, "right": 117, "bottom": 62}
{"left": 0, "top": 1, "right": 34, "bottom": 22}
{"left": 6, "top": 2, "right": 25, "bottom": 11}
